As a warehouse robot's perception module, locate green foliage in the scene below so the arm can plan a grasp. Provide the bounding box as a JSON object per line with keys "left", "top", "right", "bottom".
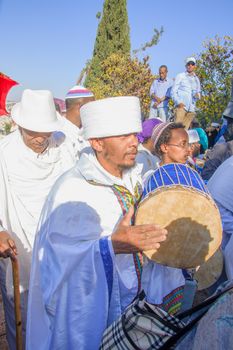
{"left": 3, "top": 122, "right": 12, "bottom": 135}
{"left": 195, "top": 35, "right": 233, "bottom": 126}
{"left": 86, "top": 53, "right": 155, "bottom": 117}
{"left": 86, "top": 0, "right": 130, "bottom": 86}
{"left": 96, "top": 11, "right": 101, "bottom": 20}
{"left": 133, "top": 27, "right": 164, "bottom": 55}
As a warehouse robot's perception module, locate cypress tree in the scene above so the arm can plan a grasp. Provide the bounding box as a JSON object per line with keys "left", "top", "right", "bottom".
{"left": 86, "top": 0, "right": 131, "bottom": 85}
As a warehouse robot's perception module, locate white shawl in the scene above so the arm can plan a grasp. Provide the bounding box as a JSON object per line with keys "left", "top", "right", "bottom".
{"left": 0, "top": 129, "right": 76, "bottom": 293}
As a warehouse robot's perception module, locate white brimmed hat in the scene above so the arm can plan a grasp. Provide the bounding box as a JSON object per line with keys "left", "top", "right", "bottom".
{"left": 188, "top": 129, "right": 200, "bottom": 143}
{"left": 11, "top": 89, "right": 64, "bottom": 132}
{"left": 80, "top": 96, "right": 142, "bottom": 139}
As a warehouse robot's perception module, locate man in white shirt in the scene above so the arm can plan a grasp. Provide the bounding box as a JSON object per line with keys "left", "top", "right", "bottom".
{"left": 0, "top": 89, "right": 76, "bottom": 349}
{"left": 172, "top": 57, "right": 201, "bottom": 129}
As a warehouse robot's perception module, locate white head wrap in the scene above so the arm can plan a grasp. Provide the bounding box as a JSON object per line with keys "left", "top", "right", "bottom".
{"left": 80, "top": 96, "right": 142, "bottom": 139}
{"left": 188, "top": 129, "right": 200, "bottom": 143}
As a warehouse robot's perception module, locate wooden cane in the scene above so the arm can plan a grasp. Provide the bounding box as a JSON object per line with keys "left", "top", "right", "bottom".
{"left": 11, "top": 258, "right": 23, "bottom": 350}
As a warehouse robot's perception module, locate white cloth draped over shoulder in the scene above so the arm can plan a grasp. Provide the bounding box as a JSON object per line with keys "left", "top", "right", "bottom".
{"left": 27, "top": 150, "right": 185, "bottom": 350}
{"left": 56, "top": 115, "right": 90, "bottom": 157}
{"left": 136, "top": 144, "right": 160, "bottom": 176}
{"left": 0, "top": 129, "right": 76, "bottom": 294}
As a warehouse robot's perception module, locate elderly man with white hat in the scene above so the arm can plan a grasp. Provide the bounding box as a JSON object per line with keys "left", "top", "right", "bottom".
{"left": 171, "top": 57, "right": 201, "bottom": 129}
{"left": 60, "top": 85, "right": 95, "bottom": 157}
{"left": 26, "top": 96, "right": 167, "bottom": 350}
{"left": 0, "top": 89, "right": 77, "bottom": 349}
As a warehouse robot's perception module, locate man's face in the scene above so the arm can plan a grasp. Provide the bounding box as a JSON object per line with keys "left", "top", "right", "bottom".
{"left": 90, "top": 133, "right": 138, "bottom": 178}
{"left": 159, "top": 67, "right": 167, "bottom": 80}
{"left": 161, "top": 128, "right": 189, "bottom": 164}
{"left": 186, "top": 62, "right": 196, "bottom": 74}
{"left": 66, "top": 96, "right": 95, "bottom": 127}
{"left": 20, "top": 128, "right": 52, "bottom": 153}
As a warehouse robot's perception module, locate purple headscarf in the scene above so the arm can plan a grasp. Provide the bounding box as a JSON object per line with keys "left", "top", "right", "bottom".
{"left": 137, "top": 118, "right": 163, "bottom": 143}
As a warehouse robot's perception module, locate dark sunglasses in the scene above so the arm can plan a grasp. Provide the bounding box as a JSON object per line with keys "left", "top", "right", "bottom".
{"left": 187, "top": 62, "right": 195, "bottom": 66}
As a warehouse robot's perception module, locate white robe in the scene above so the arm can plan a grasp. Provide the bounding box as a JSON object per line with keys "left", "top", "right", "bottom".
{"left": 0, "top": 129, "right": 76, "bottom": 348}
{"left": 27, "top": 150, "right": 185, "bottom": 350}
{"left": 136, "top": 143, "right": 160, "bottom": 175}
{"left": 58, "top": 117, "right": 90, "bottom": 157}
{"left": 207, "top": 156, "right": 233, "bottom": 280}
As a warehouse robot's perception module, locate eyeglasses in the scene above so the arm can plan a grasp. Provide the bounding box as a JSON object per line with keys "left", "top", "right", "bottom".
{"left": 187, "top": 62, "right": 195, "bottom": 66}
{"left": 167, "top": 143, "right": 190, "bottom": 149}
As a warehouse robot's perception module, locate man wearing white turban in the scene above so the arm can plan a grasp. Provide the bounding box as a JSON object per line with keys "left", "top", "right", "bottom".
{"left": 0, "top": 89, "right": 77, "bottom": 349}
{"left": 26, "top": 96, "right": 167, "bottom": 350}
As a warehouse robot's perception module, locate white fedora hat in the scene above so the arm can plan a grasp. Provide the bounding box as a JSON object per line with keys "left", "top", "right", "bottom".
{"left": 11, "top": 89, "right": 64, "bottom": 132}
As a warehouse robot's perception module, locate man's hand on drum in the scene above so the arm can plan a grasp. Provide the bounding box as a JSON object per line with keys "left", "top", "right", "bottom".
{"left": 0, "top": 231, "right": 17, "bottom": 260}
{"left": 111, "top": 207, "right": 167, "bottom": 254}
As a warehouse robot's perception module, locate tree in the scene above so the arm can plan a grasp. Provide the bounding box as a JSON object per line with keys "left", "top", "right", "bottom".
{"left": 87, "top": 53, "right": 155, "bottom": 117}
{"left": 85, "top": 0, "right": 130, "bottom": 85}
{"left": 196, "top": 35, "right": 233, "bottom": 126}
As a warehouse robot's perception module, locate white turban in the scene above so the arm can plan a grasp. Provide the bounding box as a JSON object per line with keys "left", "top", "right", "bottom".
{"left": 80, "top": 96, "right": 142, "bottom": 139}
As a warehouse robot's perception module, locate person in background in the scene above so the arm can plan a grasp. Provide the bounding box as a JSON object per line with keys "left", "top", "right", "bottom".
{"left": 206, "top": 122, "right": 221, "bottom": 148}
{"left": 190, "top": 119, "right": 208, "bottom": 154}
{"left": 172, "top": 57, "right": 201, "bottom": 129}
{"left": 61, "top": 85, "right": 95, "bottom": 157}
{"left": 136, "top": 118, "right": 162, "bottom": 175}
{"left": 149, "top": 65, "right": 173, "bottom": 121}
{"left": 187, "top": 129, "right": 203, "bottom": 173}
{"left": 152, "top": 122, "right": 190, "bottom": 166}
{"left": 207, "top": 155, "right": 233, "bottom": 280}
{"left": 0, "top": 89, "right": 76, "bottom": 349}
{"left": 215, "top": 118, "right": 227, "bottom": 144}
{"left": 202, "top": 93, "right": 233, "bottom": 181}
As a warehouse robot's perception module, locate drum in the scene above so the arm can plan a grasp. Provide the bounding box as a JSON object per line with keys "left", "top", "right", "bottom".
{"left": 135, "top": 163, "right": 222, "bottom": 269}
{"left": 194, "top": 249, "right": 224, "bottom": 291}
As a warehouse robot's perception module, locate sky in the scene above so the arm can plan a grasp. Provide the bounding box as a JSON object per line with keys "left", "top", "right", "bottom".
{"left": 1, "top": 0, "right": 233, "bottom": 102}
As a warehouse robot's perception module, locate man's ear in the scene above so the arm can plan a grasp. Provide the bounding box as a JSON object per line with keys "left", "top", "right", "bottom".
{"left": 89, "top": 138, "right": 104, "bottom": 153}
{"left": 160, "top": 143, "right": 168, "bottom": 154}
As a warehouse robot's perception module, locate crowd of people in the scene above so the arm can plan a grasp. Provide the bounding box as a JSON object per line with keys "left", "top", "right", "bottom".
{"left": 0, "top": 56, "right": 233, "bottom": 349}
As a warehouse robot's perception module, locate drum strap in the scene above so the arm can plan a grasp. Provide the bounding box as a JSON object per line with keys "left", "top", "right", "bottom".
{"left": 111, "top": 183, "right": 144, "bottom": 294}
{"left": 180, "top": 270, "right": 197, "bottom": 313}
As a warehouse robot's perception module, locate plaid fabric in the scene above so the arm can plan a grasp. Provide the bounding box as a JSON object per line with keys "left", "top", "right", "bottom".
{"left": 100, "top": 295, "right": 186, "bottom": 349}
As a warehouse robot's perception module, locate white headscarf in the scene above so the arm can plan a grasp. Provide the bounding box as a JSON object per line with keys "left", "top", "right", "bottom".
{"left": 80, "top": 96, "right": 142, "bottom": 139}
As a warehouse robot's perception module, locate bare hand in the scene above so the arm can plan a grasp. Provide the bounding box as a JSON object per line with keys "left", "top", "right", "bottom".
{"left": 0, "top": 231, "right": 17, "bottom": 260}
{"left": 177, "top": 103, "right": 185, "bottom": 109}
{"left": 111, "top": 207, "right": 167, "bottom": 254}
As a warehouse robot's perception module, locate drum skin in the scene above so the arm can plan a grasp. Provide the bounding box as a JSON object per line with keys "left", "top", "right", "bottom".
{"left": 194, "top": 249, "right": 223, "bottom": 290}
{"left": 135, "top": 186, "right": 222, "bottom": 269}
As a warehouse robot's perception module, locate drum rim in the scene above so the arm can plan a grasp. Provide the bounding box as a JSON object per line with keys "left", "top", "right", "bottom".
{"left": 138, "top": 185, "right": 218, "bottom": 216}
